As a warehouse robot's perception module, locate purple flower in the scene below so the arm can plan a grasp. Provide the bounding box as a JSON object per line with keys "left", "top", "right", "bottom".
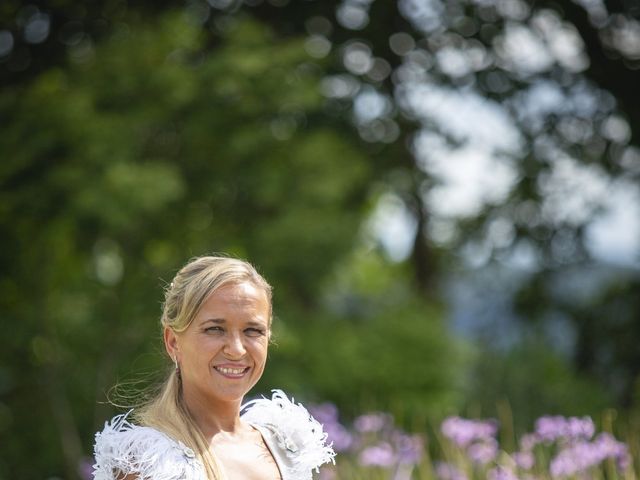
{"left": 359, "top": 442, "right": 397, "bottom": 468}
{"left": 77, "top": 457, "right": 94, "bottom": 480}
{"left": 535, "top": 416, "right": 594, "bottom": 443}
{"left": 435, "top": 461, "right": 468, "bottom": 480}
{"left": 393, "top": 432, "right": 424, "bottom": 465}
{"left": 309, "top": 402, "right": 354, "bottom": 452}
{"left": 354, "top": 412, "right": 392, "bottom": 433}
{"left": 324, "top": 420, "right": 355, "bottom": 452}
{"left": 550, "top": 441, "right": 595, "bottom": 477}
{"left": 513, "top": 451, "right": 535, "bottom": 470}
{"left": 594, "top": 432, "right": 631, "bottom": 470}
{"left": 549, "top": 432, "right": 631, "bottom": 477}
{"left": 441, "top": 416, "right": 498, "bottom": 448}
{"left": 519, "top": 433, "right": 539, "bottom": 451}
{"left": 308, "top": 403, "right": 340, "bottom": 425}
{"left": 468, "top": 438, "right": 498, "bottom": 465}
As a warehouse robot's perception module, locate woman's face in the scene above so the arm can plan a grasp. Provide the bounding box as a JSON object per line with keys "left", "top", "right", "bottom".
{"left": 166, "top": 281, "right": 271, "bottom": 405}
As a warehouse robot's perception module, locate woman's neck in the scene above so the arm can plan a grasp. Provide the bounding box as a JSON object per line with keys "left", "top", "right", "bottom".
{"left": 181, "top": 389, "right": 245, "bottom": 438}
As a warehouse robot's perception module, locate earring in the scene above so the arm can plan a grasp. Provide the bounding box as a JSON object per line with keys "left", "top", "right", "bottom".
{"left": 173, "top": 357, "right": 180, "bottom": 373}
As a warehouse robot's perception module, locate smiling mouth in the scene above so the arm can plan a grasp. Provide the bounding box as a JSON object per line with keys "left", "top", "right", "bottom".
{"left": 214, "top": 366, "right": 250, "bottom": 378}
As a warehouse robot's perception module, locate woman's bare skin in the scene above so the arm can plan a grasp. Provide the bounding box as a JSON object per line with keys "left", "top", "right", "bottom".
{"left": 212, "top": 424, "right": 282, "bottom": 480}
{"left": 118, "top": 425, "right": 281, "bottom": 480}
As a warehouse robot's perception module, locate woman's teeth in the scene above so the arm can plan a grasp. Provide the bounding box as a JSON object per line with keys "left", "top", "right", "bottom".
{"left": 215, "top": 367, "right": 247, "bottom": 375}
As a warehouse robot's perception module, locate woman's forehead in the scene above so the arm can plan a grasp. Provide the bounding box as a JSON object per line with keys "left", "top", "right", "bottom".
{"left": 218, "top": 281, "right": 265, "bottom": 296}
{"left": 205, "top": 282, "right": 269, "bottom": 308}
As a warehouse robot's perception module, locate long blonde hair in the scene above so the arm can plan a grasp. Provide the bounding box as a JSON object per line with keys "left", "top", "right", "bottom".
{"left": 133, "top": 255, "right": 273, "bottom": 479}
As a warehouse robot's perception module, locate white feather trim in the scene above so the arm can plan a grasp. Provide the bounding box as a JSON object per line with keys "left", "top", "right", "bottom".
{"left": 92, "top": 410, "right": 205, "bottom": 480}
{"left": 93, "top": 391, "right": 335, "bottom": 480}
{"left": 241, "top": 390, "right": 336, "bottom": 477}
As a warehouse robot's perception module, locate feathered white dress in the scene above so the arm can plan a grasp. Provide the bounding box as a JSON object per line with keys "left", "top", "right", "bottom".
{"left": 92, "top": 390, "right": 335, "bottom": 480}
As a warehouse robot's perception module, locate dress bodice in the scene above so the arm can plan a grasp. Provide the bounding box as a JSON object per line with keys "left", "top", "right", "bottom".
{"left": 92, "top": 390, "right": 335, "bottom": 480}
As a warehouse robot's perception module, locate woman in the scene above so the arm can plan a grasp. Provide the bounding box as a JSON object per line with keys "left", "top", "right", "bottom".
{"left": 93, "top": 256, "right": 335, "bottom": 479}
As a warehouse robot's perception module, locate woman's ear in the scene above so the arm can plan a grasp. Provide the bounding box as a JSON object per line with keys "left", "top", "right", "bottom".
{"left": 164, "top": 326, "right": 179, "bottom": 362}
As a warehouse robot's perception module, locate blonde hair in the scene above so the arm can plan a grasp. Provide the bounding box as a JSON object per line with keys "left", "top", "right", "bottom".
{"left": 133, "top": 255, "right": 272, "bottom": 479}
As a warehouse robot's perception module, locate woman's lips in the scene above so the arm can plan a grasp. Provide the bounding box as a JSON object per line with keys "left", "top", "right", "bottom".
{"left": 213, "top": 365, "right": 250, "bottom": 378}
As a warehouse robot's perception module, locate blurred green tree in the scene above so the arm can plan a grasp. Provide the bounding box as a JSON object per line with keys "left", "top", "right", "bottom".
{"left": 3, "top": 0, "right": 640, "bottom": 476}
{"left": 0, "top": 11, "right": 466, "bottom": 478}
{"left": 265, "top": 248, "right": 468, "bottom": 418}
{"left": 237, "top": 0, "right": 640, "bottom": 409}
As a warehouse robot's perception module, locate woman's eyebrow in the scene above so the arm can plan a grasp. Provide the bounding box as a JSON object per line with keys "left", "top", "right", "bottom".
{"left": 201, "top": 318, "right": 225, "bottom": 325}
{"left": 245, "top": 320, "right": 267, "bottom": 328}
{"left": 200, "top": 318, "right": 266, "bottom": 327}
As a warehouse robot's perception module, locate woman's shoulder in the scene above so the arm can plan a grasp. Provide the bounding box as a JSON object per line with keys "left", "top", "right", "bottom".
{"left": 92, "top": 411, "right": 204, "bottom": 480}
{"left": 241, "top": 390, "right": 336, "bottom": 478}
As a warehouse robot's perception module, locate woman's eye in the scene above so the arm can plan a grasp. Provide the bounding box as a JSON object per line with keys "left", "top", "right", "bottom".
{"left": 245, "top": 328, "right": 265, "bottom": 337}
{"left": 205, "top": 326, "right": 224, "bottom": 333}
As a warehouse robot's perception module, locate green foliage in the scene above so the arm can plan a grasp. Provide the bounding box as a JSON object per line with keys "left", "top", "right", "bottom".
{"left": 0, "top": 11, "right": 387, "bottom": 478}
{"left": 464, "top": 341, "right": 614, "bottom": 432}
{"left": 262, "top": 250, "right": 469, "bottom": 420}
{"left": 0, "top": 9, "right": 467, "bottom": 478}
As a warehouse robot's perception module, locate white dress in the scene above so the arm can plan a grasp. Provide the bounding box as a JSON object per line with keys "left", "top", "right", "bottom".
{"left": 92, "top": 390, "right": 335, "bottom": 480}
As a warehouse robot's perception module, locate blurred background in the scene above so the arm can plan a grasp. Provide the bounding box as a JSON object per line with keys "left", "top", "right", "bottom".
{"left": 1, "top": 0, "right": 639, "bottom": 478}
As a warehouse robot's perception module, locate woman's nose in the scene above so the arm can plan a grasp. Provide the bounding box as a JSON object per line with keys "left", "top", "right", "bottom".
{"left": 223, "top": 333, "right": 247, "bottom": 358}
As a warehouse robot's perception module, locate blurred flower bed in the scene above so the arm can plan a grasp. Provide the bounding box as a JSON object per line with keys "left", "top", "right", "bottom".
{"left": 310, "top": 403, "right": 637, "bottom": 480}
